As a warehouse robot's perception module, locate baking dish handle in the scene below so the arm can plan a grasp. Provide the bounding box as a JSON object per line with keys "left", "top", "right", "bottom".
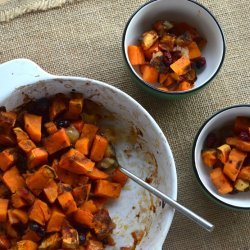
{"left": 0, "top": 58, "right": 52, "bottom": 100}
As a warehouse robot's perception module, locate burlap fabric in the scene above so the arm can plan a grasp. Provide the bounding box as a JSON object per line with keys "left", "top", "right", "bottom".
{"left": 0, "top": 0, "right": 250, "bottom": 249}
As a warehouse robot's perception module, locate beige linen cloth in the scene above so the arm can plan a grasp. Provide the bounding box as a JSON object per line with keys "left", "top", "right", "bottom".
{"left": 0, "top": 0, "right": 250, "bottom": 249}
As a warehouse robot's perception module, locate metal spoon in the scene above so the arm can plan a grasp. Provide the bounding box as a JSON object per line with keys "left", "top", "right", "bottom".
{"left": 117, "top": 164, "right": 214, "bottom": 232}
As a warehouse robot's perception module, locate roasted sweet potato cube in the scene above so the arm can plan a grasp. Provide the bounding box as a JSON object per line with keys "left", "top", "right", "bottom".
{"left": 13, "top": 127, "right": 29, "bottom": 142}
{"left": 90, "top": 135, "right": 108, "bottom": 162}
{"left": 94, "top": 180, "right": 121, "bottom": 198}
{"left": 217, "top": 144, "right": 231, "bottom": 164}
{"left": 0, "top": 111, "right": 16, "bottom": 128}
{"left": 44, "top": 128, "right": 71, "bottom": 155}
{"left": 73, "top": 209, "right": 93, "bottom": 228}
{"left": 49, "top": 93, "right": 68, "bottom": 121}
{"left": 238, "top": 166, "right": 250, "bottom": 181}
{"left": 223, "top": 148, "right": 247, "bottom": 181}
{"left": 2, "top": 167, "right": 26, "bottom": 193}
{"left": 59, "top": 148, "right": 95, "bottom": 174}
{"left": 210, "top": 168, "right": 233, "bottom": 194}
{"left": 58, "top": 192, "right": 77, "bottom": 215}
{"left": 27, "top": 148, "right": 48, "bottom": 169}
{"left": 44, "top": 122, "right": 58, "bottom": 135}
{"left": 12, "top": 209, "right": 28, "bottom": 224}
{"left": 170, "top": 56, "right": 191, "bottom": 75}
{"left": 18, "top": 139, "right": 36, "bottom": 154}
{"left": 43, "top": 180, "right": 58, "bottom": 204}
{"left": 24, "top": 113, "right": 42, "bottom": 143}
{"left": 26, "top": 165, "right": 55, "bottom": 195}
{"left": 0, "top": 199, "right": 9, "bottom": 222}
{"left": 29, "top": 199, "right": 51, "bottom": 226}
{"left": 188, "top": 41, "right": 202, "bottom": 59}
{"left": 47, "top": 208, "right": 65, "bottom": 233}
{"left": 111, "top": 169, "right": 128, "bottom": 187}
{"left": 201, "top": 149, "right": 217, "bottom": 167}
{"left": 68, "top": 93, "right": 84, "bottom": 118}
{"left": 39, "top": 233, "right": 61, "bottom": 250}
{"left": 0, "top": 148, "right": 17, "bottom": 171}
{"left": 16, "top": 240, "right": 38, "bottom": 250}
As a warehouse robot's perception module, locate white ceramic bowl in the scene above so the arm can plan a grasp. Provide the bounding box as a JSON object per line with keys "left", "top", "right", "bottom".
{"left": 0, "top": 58, "right": 177, "bottom": 249}
{"left": 193, "top": 105, "right": 250, "bottom": 210}
{"left": 122, "top": 0, "right": 225, "bottom": 99}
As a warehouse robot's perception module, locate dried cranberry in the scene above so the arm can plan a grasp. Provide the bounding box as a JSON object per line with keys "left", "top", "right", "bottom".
{"left": 195, "top": 57, "right": 206, "bottom": 69}
{"left": 204, "top": 133, "right": 217, "bottom": 148}
{"left": 29, "top": 221, "right": 45, "bottom": 237}
{"left": 55, "top": 119, "right": 70, "bottom": 128}
{"left": 79, "top": 232, "right": 86, "bottom": 244}
{"left": 163, "top": 51, "right": 172, "bottom": 66}
{"left": 239, "top": 131, "right": 250, "bottom": 141}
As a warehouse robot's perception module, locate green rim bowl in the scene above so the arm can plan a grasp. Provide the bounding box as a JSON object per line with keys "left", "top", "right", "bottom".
{"left": 122, "top": 0, "right": 226, "bottom": 99}
{"left": 193, "top": 105, "right": 250, "bottom": 211}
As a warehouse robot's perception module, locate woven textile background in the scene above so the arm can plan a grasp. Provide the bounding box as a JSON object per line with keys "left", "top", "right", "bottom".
{"left": 0, "top": 0, "right": 250, "bottom": 249}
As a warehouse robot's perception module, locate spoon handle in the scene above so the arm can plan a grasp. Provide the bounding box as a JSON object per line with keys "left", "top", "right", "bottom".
{"left": 119, "top": 166, "right": 214, "bottom": 232}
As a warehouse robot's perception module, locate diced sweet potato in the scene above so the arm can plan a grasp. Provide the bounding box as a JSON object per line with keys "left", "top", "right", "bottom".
{"left": 2, "top": 167, "right": 26, "bottom": 193}
{"left": 47, "top": 208, "right": 65, "bottom": 233}
{"left": 210, "top": 168, "right": 233, "bottom": 194}
{"left": 44, "top": 122, "right": 58, "bottom": 135}
{"left": 0, "top": 129, "right": 16, "bottom": 146}
{"left": 43, "top": 180, "right": 58, "bottom": 204}
{"left": 170, "top": 56, "right": 191, "bottom": 75}
{"left": 49, "top": 93, "right": 68, "bottom": 121}
{"left": 73, "top": 209, "right": 93, "bottom": 228}
{"left": 0, "top": 199, "right": 9, "bottom": 222}
{"left": 226, "top": 137, "right": 250, "bottom": 152}
{"left": 16, "top": 240, "right": 38, "bottom": 250}
{"left": 201, "top": 149, "right": 217, "bottom": 167}
{"left": 217, "top": 144, "right": 231, "bottom": 164}
{"left": 0, "top": 148, "right": 16, "bottom": 171}
{"left": 94, "top": 180, "right": 121, "bottom": 198}
{"left": 13, "top": 127, "right": 29, "bottom": 142}
{"left": 128, "top": 45, "right": 145, "bottom": 65}
{"left": 39, "top": 233, "right": 61, "bottom": 249}
{"left": 26, "top": 165, "right": 56, "bottom": 195}
{"left": 238, "top": 166, "right": 250, "bottom": 181}
{"left": 140, "top": 64, "right": 159, "bottom": 84}
{"left": 27, "top": 148, "right": 48, "bottom": 169}
{"left": 188, "top": 41, "right": 201, "bottom": 59}
{"left": 44, "top": 128, "right": 71, "bottom": 155}
{"left": 29, "top": 199, "right": 51, "bottom": 226}
{"left": 68, "top": 93, "right": 84, "bottom": 118}
{"left": 58, "top": 192, "right": 77, "bottom": 215}
{"left": 12, "top": 209, "right": 28, "bottom": 224}
{"left": 11, "top": 193, "right": 27, "bottom": 208}
{"left": 8, "top": 209, "right": 19, "bottom": 224}
{"left": 59, "top": 148, "right": 95, "bottom": 174}
{"left": 111, "top": 169, "right": 128, "bottom": 187}
{"left": 177, "top": 81, "right": 192, "bottom": 91}
{"left": 90, "top": 135, "right": 108, "bottom": 162}
{"left": 223, "top": 148, "right": 247, "bottom": 181}
{"left": 18, "top": 139, "right": 36, "bottom": 154}
{"left": 144, "top": 41, "right": 160, "bottom": 60}
{"left": 80, "top": 123, "right": 98, "bottom": 144}
{"left": 72, "top": 184, "right": 91, "bottom": 205}
{"left": 80, "top": 200, "right": 98, "bottom": 214}
{"left": 0, "top": 111, "right": 16, "bottom": 128}
{"left": 75, "top": 137, "right": 90, "bottom": 155}
{"left": 85, "top": 167, "right": 109, "bottom": 180}
{"left": 24, "top": 113, "right": 42, "bottom": 143}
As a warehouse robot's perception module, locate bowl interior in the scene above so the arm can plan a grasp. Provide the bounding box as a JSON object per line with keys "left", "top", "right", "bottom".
{"left": 2, "top": 78, "right": 177, "bottom": 248}
{"left": 123, "top": 0, "right": 225, "bottom": 91}
{"left": 194, "top": 106, "right": 250, "bottom": 209}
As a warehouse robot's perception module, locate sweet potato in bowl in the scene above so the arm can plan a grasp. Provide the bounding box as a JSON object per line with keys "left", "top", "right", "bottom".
{"left": 193, "top": 105, "right": 250, "bottom": 210}
{"left": 0, "top": 59, "right": 177, "bottom": 249}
